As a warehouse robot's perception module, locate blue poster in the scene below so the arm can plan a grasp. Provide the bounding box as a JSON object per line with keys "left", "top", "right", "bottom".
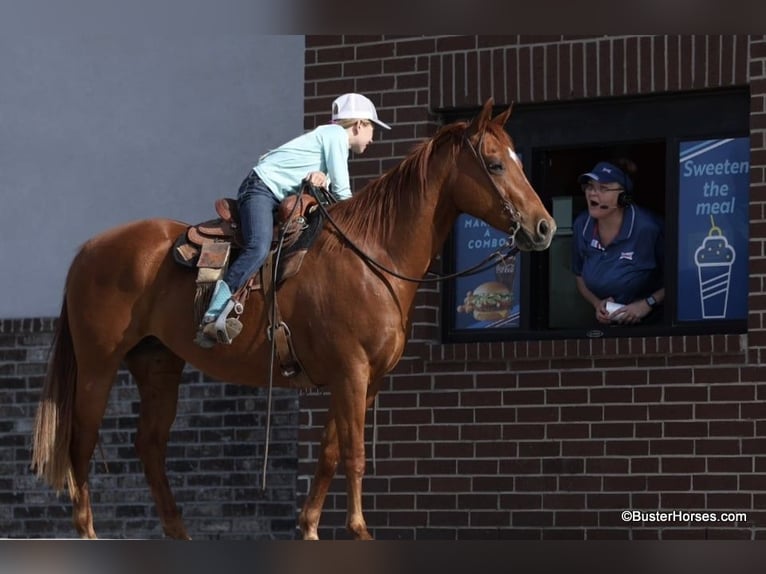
{"left": 452, "top": 214, "right": 521, "bottom": 330}
{"left": 677, "top": 138, "right": 749, "bottom": 321}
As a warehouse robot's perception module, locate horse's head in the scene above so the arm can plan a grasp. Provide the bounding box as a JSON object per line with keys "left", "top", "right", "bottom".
{"left": 453, "top": 98, "right": 556, "bottom": 251}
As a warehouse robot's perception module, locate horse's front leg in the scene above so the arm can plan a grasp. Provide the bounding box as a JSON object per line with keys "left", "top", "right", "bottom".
{"left": 299, "top": 390, "right": 378, "bottom": 540}
{"left": 298, "top": 412, "right": 340, "bottom": 540}
{"left": 332, "top": 379, "right": 373, "bottom": 540}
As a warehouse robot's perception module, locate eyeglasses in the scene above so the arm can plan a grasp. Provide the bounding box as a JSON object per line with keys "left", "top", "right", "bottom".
{"left": 582, "top": 181, "right": 623, "bottom": 194}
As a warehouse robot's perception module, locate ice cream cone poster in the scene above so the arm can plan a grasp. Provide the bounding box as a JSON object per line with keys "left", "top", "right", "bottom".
{"left": 677, "top": 138, "right": 749, "bottom": 321}
{"left": 452, "top": 214, "right": 521, "bottom": 330}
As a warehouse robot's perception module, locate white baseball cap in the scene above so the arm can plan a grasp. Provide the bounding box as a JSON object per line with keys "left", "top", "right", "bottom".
{"left": 331, "top": 93, "right": 391, "bottom": 130}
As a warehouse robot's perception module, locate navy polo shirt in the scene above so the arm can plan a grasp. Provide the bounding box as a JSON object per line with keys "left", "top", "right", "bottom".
{"left": 572, "top": 205, "right": 664, "bottom": 304}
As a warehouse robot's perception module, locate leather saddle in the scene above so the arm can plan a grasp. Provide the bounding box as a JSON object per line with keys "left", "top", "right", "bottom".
{"left": 177, "top": 188, "right": 328, "bottom": 386}
{"left": 173, "top": 192, "right": 322, "bottom": 290}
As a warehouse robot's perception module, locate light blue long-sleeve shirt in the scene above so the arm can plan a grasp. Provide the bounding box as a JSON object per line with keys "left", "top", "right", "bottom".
{"left": 253, "top": 123, "right": 351, "bottom": 201}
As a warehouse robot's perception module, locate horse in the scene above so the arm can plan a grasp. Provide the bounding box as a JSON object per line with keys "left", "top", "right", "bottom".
{"left": 31, "top": 98, "right": 556, "bottom": 540}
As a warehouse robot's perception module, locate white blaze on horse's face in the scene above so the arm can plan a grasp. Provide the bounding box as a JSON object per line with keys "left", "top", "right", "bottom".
{"left": 508, "top": 147, "right": 521, "bottom": 166}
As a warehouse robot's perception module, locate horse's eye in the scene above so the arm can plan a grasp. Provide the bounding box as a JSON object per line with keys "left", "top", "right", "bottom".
{"left": 487, "top": 161, "right": 504, "bottom": 174}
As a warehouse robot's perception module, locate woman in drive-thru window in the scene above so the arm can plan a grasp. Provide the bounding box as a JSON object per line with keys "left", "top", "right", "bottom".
{"left": 572, "top": 158, "right": 665, "bottom": 325}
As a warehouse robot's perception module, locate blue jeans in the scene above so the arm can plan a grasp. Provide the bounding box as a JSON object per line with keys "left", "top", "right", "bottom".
{"left": 223, "top": 171, "right": 280, "bottom": 292}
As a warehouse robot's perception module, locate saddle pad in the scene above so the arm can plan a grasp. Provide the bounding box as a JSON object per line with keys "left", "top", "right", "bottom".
{"left": 173, "top": 234, "right": 200, "bottom": 267}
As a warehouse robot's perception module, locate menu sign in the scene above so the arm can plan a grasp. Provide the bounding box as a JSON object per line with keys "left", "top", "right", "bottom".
{"left": 452, "top": 214, "right": 521, "bottom": 330}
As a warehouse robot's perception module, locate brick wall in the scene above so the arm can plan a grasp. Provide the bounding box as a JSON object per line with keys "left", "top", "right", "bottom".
{"left": 0, "top": 318, "right": 299, "bottom": 539}
{"left": 299, "top": 35, "right": 766, "bottom": 539}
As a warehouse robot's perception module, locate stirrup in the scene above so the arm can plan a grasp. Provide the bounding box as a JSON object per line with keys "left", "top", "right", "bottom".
{"left": 213, "top": 299, "right": 243, "bottom": 344}
{"left": 195, "top": 299, "right": 243, "bottom": 346}
{"left": 199, "top": 317, "right": 243, "bottom": 346}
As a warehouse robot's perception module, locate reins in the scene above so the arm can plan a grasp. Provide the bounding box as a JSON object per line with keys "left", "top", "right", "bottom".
{"left": 261, "top": 192, "right": 307, "bottom": 491}
{"left": 308, "top": 132, "right": 522, "bottom": 284}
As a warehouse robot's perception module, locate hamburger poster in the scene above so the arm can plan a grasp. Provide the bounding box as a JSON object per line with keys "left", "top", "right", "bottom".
{"left": 452, "top": 214, "right": 521, "bottom": 330}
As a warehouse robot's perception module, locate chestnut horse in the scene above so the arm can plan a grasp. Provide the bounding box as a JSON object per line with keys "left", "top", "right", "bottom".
{"left": 32, "top": 99, "right": 556, "bottom": 540}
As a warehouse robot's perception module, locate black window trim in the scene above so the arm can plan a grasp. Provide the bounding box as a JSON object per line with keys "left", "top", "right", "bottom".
{"left": 440, "top": 87, "right": 750, "bottom": 343}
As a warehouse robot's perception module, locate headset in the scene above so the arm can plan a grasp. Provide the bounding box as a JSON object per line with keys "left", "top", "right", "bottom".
{"left": 616, "top": 162, "right": 634, "bottom": 208}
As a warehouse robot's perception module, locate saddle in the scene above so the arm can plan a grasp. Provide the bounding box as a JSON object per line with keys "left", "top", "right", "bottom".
{"left": 174, "top": 193, "right": 319, "bottom": 281}
{"left": 173, "top": 189, "right": 326, "bottom": 388}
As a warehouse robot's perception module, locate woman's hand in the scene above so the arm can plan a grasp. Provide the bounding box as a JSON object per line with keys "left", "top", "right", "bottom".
{"left": 595, "top": 298, "right": 613, "bottom": 324}
{"left": 607, "top": 299, "right": 651, "bottom": 324}
{"left": 304, "top": 171, "right": 328, "bottom": 188}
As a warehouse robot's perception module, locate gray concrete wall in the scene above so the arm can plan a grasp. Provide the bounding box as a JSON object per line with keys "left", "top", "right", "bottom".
{"left": 0, "top": 2, "right": 304, "bottom": 318}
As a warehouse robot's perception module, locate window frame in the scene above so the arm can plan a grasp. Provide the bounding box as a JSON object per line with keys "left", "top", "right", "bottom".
{"left": 440, "top": 87, "right": 750, "bottom": 343}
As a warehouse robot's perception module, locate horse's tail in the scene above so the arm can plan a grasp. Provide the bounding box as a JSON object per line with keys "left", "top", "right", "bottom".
{"left": 31, "top": 293, "right": 77, "bottom": 500}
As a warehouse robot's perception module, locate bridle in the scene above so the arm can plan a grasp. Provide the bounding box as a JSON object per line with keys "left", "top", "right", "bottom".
{"left": 464, "top": 130, "right": 523, "bottom": 238}
{"left": 311, "top": 128, "right": 523, "bottom": 284}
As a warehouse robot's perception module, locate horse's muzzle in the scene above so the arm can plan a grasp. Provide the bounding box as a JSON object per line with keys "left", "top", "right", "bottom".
{"left": 515, "top": 217, "right": 556, "bottom": 251}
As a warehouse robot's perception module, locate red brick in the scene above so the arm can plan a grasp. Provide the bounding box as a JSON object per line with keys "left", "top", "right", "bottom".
{"left": 648, "top": 369, "right": 693, "bottom": 385}
{"left": 305, "top": 36, "right": 342, "bottom": 48}
{"left": 696, "top": 438, "right": 741, "bottom": 455}
{"left": 548, "top": 423, "right": 590, "bottom": 440}
{"left": 560, "top": 370, "right": 602, "bottom": 387}
{"left": 631, "top": 457, "right": 660, "bottom": 473}
{"left": 692, "top": 474, "right": 738, "bottom": 490}
{"left": 606, "top": 441, "right": 649, "bottom": 456}
{"left": 693, "top": 35, "right": 707, "bottom": 89}
{"left": 709, "top": 384, "right": 755, "bottom": 401}
{"left": 639, "top": 36, "right": 652, "bottom": 92}
{"left": 679, "top": 36, "right": 694, "bottom": 89}
{"left": 503, "top": 424, "right": 546, "bottom": 440}
{"left": 355, "top": 42, "right": 396, "bottom": 60}
{"left": 558, "top": 42, "right": 572, "bottom": 99}
{"left": 664, "top": 421, "right": 708, "bottom": 437}
{"left": 695, "top": 403, "right": 739, "bottom": 419}
{"left": 709, "top": 420, "right": 755, "bottom": 437}
{"left": 532, "top": 45, "right": 546, "bottom": 101}
{"left": 396, "top": 38, "right": 437, "bottom": 56}
{"left": 516, "top": 406, "right": 558, "bottom": 422}
{"left": 649, "top": 439, "right": 695, "bottom": 455}
{"left": 648, "top": 475, "right": 692, "bottom": 491}
{"left": 666, "top": 35, "right": 680, "bottom": 91}
{"left": 596, "top": 417, "right": 644, "bottom": 440}
{"left": 660, "top": 456, "right": 706, "bottom": 473}
{"left": 648, "top": 404, "right": 693, "bottom": 420}
{"left": 571, "top": 42, "right": 584, "bottom": 98}
{"left": 603, "top": 475, "right": 647, "bottom": 491}
{"left": 612, "top": 37, "right": 626, "bottom": 94}
{"left": 626, "top": 37, "right": 640, "bottom": 93}
{"left": 734, "top": 35, "right": 749, "bottom": 83}
{"left": 651, "top": 36, "right": 666, "bottom": 92}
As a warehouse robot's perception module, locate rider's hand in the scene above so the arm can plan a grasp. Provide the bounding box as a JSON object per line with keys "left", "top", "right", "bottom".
{"left": 304, "top": 171, "right": 328, "bottom": 188}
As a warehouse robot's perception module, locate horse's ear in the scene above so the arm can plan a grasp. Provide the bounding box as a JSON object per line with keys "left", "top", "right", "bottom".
{"left": 492, "top": 102, "right": 514, "bottom": 127}
{"left": 467, "top": 98, "right": 495, "bottom": 138}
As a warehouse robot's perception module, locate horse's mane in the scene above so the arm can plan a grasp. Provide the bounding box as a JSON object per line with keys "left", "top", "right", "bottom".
{"left": 322, "top": 120, "right": 472, "bottom": 250}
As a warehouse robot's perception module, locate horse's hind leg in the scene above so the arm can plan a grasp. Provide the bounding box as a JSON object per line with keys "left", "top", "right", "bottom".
{"left": 69, "top": 359, "right": 123, "bottom": 539}
{"left": 123, "top": 338, "right": 189, "bottom": 539}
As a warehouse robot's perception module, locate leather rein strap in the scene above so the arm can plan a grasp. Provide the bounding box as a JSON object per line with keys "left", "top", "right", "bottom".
{"left": 311, "top": 132, "right": 522, "bottom": 284}
{"left": 259, "top": 193, "right": 313, "bottom": 491}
